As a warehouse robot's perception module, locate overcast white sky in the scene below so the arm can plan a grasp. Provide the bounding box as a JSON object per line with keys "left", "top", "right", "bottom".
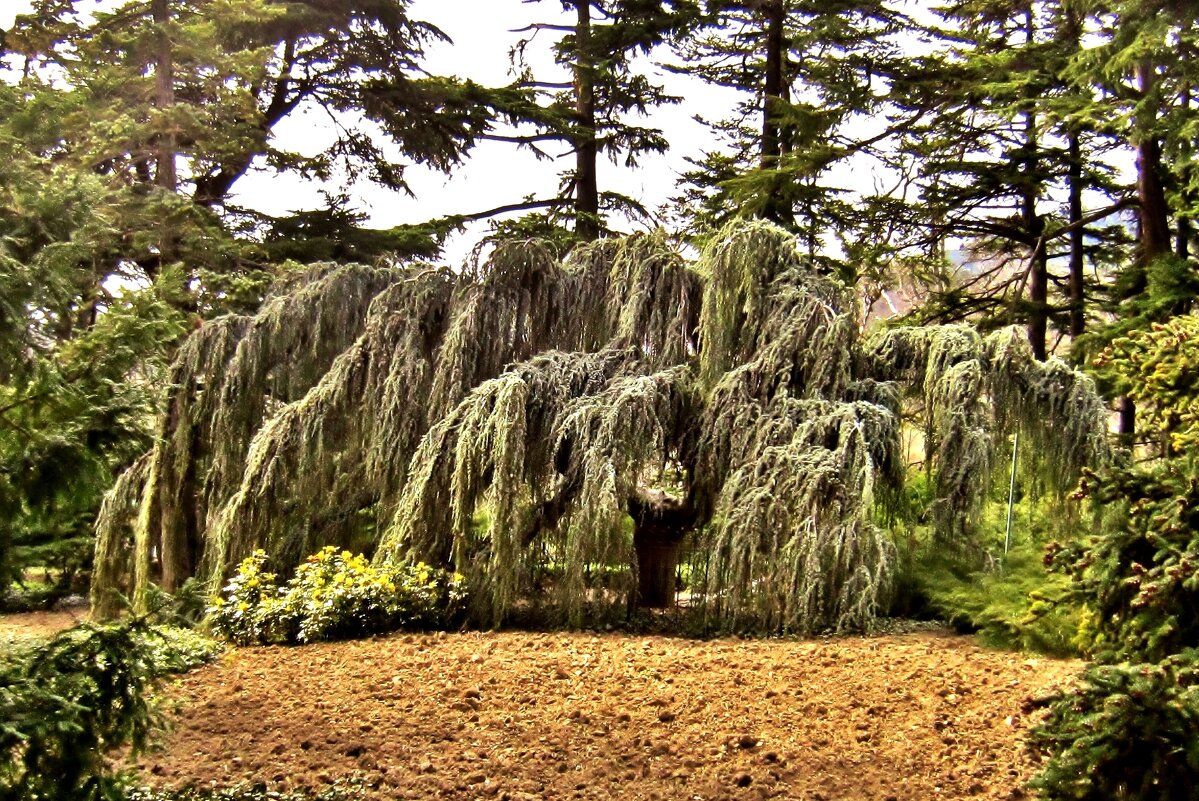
{"left": 0, "top": 1, "right": 871, "bottom": 266}
{"left": 246, "top": 0, "right": 738, "bottom": 264}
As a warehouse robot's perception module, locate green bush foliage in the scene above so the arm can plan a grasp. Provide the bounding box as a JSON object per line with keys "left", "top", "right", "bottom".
{"left": 208, "top": 547, "right": 467, "bottom": 645}
{"left": 0, "top": 618, "right": 219, "bottom": 801}
{"left": 887, "top": 471, "right": 1091, "bottom": 657}
{"left": 1047, "top": 460, "right": 1199, "bottom": 664}
{"left": 1030, "top": 651, "right": 1199, "bottom": 801}
{"left": 1031, "top": 459, "right": 1199, "bottom": 800}
{"left": 921, "top": 545, "right": 1085, "bottom": 657}
{"left": 1032, "top": 314, "right": 1199, "bottom": 800}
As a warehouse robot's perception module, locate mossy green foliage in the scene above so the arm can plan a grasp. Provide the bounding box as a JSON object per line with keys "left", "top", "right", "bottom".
{"left": 920, "top": 545, "right": 1085, "bottom": 658}
{"left": 886, "top": 468, "right": 1091, "bottom": 658}
{"left": 208, "top": 547, "right": 466, "bottom": 645}
{"left": 1031, "top": 313, "right": 1199, "bottom": 800}
{"left": 0, "top": 617, "right": 219, "bottom": 801}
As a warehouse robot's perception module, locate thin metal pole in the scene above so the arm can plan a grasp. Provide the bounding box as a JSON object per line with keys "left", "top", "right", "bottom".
{"left": 1004, "top": 431, "right": 1020, "bottom": 554}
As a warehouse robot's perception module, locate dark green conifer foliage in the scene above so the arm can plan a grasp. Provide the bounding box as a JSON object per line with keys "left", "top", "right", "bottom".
{"left": 0, "top": 75, "right": 187, "bottom": 593}
{"left": 0, "top": 0, "right": 528, "bottom": 593}
{"left": 670, "top": 0, "right": 911, "bottom": 279}
{"left": 1033, "top": 314, "right": 1199, "bottom": 800}
{"left": 468, "top": 0, "right": 701, "bottom": 240}
{"left": 896, "top": 0, "right": 1132, "bottom": 359}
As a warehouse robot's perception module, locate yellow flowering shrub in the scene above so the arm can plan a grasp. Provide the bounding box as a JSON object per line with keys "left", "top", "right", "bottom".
{"left": 208, "top": 547, "right": 466, "bottom": 645}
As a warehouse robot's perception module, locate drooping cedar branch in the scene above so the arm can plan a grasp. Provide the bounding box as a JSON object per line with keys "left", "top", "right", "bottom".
{"left": 864, "top": 324, "right": 1110, "bottom": 543}
{"left": 94, "top": 222, "right": 1110, "bottom": 634}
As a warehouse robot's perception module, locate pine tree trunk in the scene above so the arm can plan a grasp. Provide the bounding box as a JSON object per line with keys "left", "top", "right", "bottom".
{"left": 1136, "top": 58, "right": 1171, "bottom": 263}
{"left": 1068, "top": 130, "right": 1086, "bottom": 339}
{"left": 1026, "top": 197, "right": 1048, "bottom": 360}
{"left": 1120, "top": 57, "right": 1171, "bottom": 439}
{"left": 573, "top": 1, "right": 600, "bottom": 241}
{"left": 759, "top": 0, "right": 791, "bottom": 227}
{"left": 1119, "top": 396, "right": 1136, "bottom": 442}
{"left": 153, "top": 0, "right": 176, "bottom": 193}
{"left": 1020, "top": 16, "right": 1047, "bottom": 362}
{"left": 1177, "top": 88, "right": 1191, "bottom": 261}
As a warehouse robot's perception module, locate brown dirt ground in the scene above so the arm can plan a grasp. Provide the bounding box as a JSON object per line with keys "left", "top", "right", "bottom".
{"left": 0, "top": 609, "right": 85, "bottom": 643}
{"left": 139, "top": 629, "right": 1077, "bottom": 801}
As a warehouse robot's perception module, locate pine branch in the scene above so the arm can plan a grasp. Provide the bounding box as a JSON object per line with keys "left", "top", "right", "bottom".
{"left": 444, "top": 197, "right": 568, "bottom": 223}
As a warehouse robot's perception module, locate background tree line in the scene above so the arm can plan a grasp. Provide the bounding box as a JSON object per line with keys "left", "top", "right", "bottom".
{"left": 0, "top": 2, "right": 1189, "bottom": 604}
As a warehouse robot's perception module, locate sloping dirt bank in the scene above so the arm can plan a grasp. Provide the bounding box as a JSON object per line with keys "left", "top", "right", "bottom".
{"left": 140, "top": 630, "right": 1076, "bottom": 800}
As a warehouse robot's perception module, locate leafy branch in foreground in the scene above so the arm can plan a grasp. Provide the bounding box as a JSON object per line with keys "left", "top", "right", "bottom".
{"left": 0, "top": 617, "right": 219, "bottom": 801}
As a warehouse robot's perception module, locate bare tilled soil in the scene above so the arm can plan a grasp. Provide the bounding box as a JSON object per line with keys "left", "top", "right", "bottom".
{"left": 140, "top": 630, "right": 1076, "bottom": 801}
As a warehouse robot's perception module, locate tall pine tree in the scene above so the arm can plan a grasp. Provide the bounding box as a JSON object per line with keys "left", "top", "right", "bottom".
{"left": 671, "top": 0, "right": 912, "bottom": 278}
{"left": 469, "top": 0, "right": 701, "bottom": 241}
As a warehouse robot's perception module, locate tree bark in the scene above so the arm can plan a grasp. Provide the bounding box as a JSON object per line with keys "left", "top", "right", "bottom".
{"left": 1119, "top": 395, "right": 1136, "bottom": 442}
{"left": 1024, "top": 130, "right": 1047, "bottom": 359}
{"left": 159, "top": 419, "right": 199, "bottom": 593}
{"left": 627, "top": 489, "right": 695, "bottom": 609}
{"left": 152, "top": 0, "right": 176, "bottom": 193}
{"left": 1021, "top": 9, "right": 1047, "bottom": 361}
{"left": 1067, "top": 130, "right": 1086, "bottom": 339}
{"left": 573, "top": 1, "right": 600, "bottom": 241}
{"left": 1177, "top": 87, "right": 1191, "bottom": 261}
{"left": 759, "top": 0, "right": 792, "bottom": 226}
{"left": 1118, "top": 57, "right": 1171, "bottom": 439}
{"left": 1135, "top": 58, "right": 1171, "bottom": 264}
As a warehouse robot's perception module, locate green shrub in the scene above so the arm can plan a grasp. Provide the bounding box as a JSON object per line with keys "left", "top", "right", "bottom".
{"left": 1030, "top": 651, "right": 1199, "bottom": 801}
{"left": 208, "top": 547, "right": 467, "bottom": 645}
{"left": 0, "top": 617, "right": 217, "bottom": 801}
{"left": 1031, "top": 456, "right": 1199, "bottom": 799}
{"left": 1046, "top": 458, "right": 1199, "bottom": 664}
{"left": 920, "top": 544, "right": 1088, "bottom": 657}
{"left": 206, "top": 551, "right": 282, "bottom": 646}
{"left": 1028, "top": 314, "right": 1199, "bottom": 800}
{"left": 884, "top": 468, "right": 1093, "bottom": 656}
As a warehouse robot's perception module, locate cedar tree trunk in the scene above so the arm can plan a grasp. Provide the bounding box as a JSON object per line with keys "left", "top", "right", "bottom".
{"left": 628, "top": 489, "right": 696, "bottom": 608}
